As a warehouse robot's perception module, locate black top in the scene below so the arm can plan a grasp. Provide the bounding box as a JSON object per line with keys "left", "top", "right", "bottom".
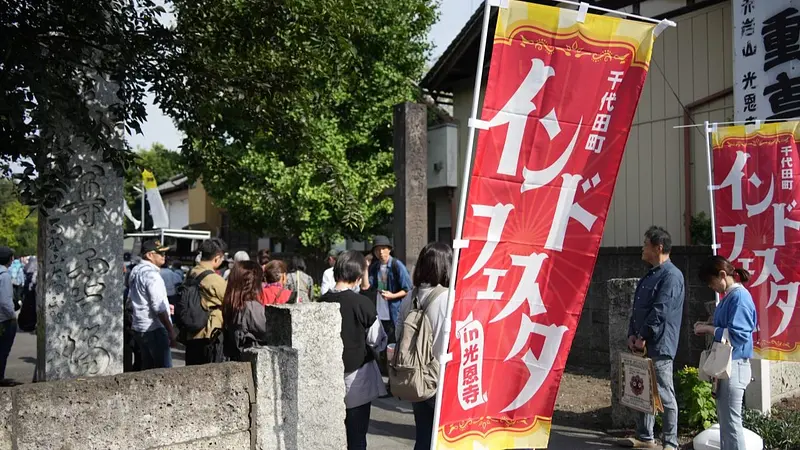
{"left": 319, "top": 289, "right": 377, "bottom": 373}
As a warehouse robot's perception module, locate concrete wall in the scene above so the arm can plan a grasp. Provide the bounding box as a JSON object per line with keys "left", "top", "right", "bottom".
{"left": 0, "top": 363, "right": 254, "bottom": 450}
{"left": 569, "top": 245, "right": 716, "bottom": 371}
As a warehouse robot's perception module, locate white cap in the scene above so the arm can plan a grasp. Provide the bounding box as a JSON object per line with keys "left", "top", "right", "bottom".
{"left": 233, "top": 251, "right": 250, "bottom": 263}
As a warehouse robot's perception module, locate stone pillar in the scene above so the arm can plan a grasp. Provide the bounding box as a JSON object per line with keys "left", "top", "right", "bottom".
{"left": 393, "top": 102, "right": 428, "bottom": 270}
{"left": 36, "top": 71, "right": 125, "bottom": 381}
{"left": 250, "top": 303, "right": 346, "bottom": 450}
{"left": 607, "top": 278, "right": 640, "bottom": 428}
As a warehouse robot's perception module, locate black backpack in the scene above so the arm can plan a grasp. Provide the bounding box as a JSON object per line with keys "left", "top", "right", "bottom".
{"left": 174, "top": 270, "right": 215, "bottom": 335}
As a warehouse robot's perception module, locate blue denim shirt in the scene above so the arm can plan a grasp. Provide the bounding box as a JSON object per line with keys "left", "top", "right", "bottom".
{"left": 628, "top": 260, "right": 685, "bottom": 359}
{"left": 368, "top": 257, "right": 412, "bottom": 301}
{"left": 713, "top": 286, "right": 756, "bottom": 360}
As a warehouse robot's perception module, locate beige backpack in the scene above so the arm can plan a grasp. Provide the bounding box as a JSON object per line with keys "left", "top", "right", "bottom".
{"left": 389, "top": 286, "right": 448, "bottom": 402}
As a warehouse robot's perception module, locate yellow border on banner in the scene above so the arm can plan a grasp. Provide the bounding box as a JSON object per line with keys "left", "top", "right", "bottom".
{"left": 711, "top": 121, "right": 800, "bottom": 148}
{"left": 755, "top": 344, "right": 800, "bottom": 361}
{"left": 494, "top": 0, "right": 656, "bottom": 68}
{"left": 437, "top": 416, "right": 551, "bottom": 449}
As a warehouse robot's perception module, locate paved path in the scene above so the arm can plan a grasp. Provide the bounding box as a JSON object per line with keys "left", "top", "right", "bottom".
{"left": 370, "top": 394, "right": 620, "bottom": 449}
{"left": 7, "top": 333, "right": 619, "bottom": 449}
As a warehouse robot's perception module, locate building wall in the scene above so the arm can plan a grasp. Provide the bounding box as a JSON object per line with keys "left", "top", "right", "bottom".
{"left": 162, "top": 190, "right": 189, "bottom": 230}
{"left": 188, "top": 180, "right": 222, "bottom": 235}
{"left": 604, "top": 2, "right": 733, "bottom": 246}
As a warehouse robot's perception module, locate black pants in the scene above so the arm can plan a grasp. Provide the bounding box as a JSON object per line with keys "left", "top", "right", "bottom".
{"left": 412, "top": 397, "right": 436, "bottom": 450}
{"left": 345, "top": 402, "right": 371, "bottom": 450}
{"left": 185, "top": 339, "right": 211, "bottom": 366}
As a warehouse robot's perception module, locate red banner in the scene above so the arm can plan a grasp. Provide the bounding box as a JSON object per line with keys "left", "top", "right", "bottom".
{"left": 436, "top": 1, "right": 657, "bottom": 448}
{"left": 711, "top": 123, "right": 800, "bottom": 361}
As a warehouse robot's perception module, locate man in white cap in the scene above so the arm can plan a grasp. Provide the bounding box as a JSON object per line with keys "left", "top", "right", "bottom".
{"left": 223, "top": 251, "right": 250, "bottom": 280}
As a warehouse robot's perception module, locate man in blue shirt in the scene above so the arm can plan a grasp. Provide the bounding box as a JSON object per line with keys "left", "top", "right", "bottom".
{"left": 0, "top": 247, "right": 17, "bottom": 384}
{"left": 621, "top": 226, "right": 684, "bottom": 450}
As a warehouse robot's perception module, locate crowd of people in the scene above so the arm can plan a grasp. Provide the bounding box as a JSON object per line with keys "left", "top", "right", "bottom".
{"left": 0, "top": 225, "right": 757, "bottom": 450}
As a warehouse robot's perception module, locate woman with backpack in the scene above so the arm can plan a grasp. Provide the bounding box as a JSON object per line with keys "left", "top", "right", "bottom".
{"left": 285, "top": 255, "right": 314, "bottom": 302}
{"left": 261, "top": 260, "right": 295, "bottom": 304}
{"left": 222, "top": 261, "right": 268, "bottom": 361}
{"left": 319, "top": 250, "right": 387, "bottom": 450}
{"left": 394, "top": 242, "right": 452, "bottom": 450}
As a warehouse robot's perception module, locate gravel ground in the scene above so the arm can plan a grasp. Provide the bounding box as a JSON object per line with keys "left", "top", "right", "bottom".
{"left": 553, "top": 365, "right": 612, "bottom": 430}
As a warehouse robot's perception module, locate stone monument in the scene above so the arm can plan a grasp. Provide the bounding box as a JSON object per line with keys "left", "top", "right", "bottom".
{"left": 247, "top": 303, "right": 346, "bottom": 450}
{"left": 36, "top": 71, "right": 125, "bottom": 381}
{"left": 392, "top": 102, "right": 428, "bottom": 270}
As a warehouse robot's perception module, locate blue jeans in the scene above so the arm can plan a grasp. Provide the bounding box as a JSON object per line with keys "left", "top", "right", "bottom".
{"left": 636, "top": 356, "right": 678, "bottom": 448}
{"left": 412, "top": 397, "right": 436, "bottom": 450}
{"left": 0, "top": 320, "right": 16, "bottom": 379}
{"left": 717, "top": 359, "right": 751, "bottom": 450}
{"left": 133, "top": 328, "right": 172, "bottom": 370}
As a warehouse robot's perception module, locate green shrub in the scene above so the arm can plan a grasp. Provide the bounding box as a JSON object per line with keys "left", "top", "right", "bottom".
{"left": 743, "top": 408, "right": 800, "bottom": 450}
{"left": 674, "top": 366, "right": 717, "bottom": 432}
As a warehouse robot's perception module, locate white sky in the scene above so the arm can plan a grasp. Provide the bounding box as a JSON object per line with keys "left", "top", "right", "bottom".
{"left": 126, "top": 0, "right": 477, "bottom": 152}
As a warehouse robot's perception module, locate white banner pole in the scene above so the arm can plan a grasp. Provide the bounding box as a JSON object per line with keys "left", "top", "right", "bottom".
{"left": 430, "top": 0, "right": 495, "bottom": 448}
{"left": 704, "top": 121, "right": 719, "bottom": 258}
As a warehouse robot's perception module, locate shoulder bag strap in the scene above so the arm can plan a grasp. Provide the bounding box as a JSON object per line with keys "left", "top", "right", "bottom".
{"left": 420, "top": 285, "right": 448, "bottom": 312}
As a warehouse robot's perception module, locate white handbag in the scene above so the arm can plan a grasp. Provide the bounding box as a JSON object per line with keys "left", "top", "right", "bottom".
{"left": 701, "top": 328, "right": 732, "bottom": 380}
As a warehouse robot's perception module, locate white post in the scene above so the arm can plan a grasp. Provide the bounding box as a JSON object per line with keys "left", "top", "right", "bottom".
{"left": 140, "top": 180, "right": 146, "bottom": 231}
{"left": 430, "top": 0, "right": 494, "bottom": 448}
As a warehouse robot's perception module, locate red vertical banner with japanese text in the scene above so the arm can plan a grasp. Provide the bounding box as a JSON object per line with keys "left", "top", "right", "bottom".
{"left": 711, "top": 123, "right": 800, "bottom": 362}
{"left": 436, "top": 1, "right": 657, "bottom": 449}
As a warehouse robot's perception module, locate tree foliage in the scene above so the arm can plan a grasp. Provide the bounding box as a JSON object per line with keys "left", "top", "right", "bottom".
{"left": 155, "top": 0, "right": 437, "bottom": 250}
{"left": 0, "top": 0, "right": 174, "bottom": 210}
{"left": 0, "top": 179, "right": 37, "bottom": 255}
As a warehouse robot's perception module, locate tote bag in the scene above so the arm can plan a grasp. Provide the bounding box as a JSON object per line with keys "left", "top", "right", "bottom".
{"left": 701, "top": 328, "right": 732, "bottom": 380}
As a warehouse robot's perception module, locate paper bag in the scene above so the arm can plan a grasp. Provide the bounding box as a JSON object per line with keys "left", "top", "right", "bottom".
{"left": 619, "top": 352, "right": 663, "bottom": 415}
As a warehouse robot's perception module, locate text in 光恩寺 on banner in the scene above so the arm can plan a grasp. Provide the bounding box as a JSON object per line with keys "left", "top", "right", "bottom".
{"left": 436, "top": 1, "right": 659, "bottom": 449}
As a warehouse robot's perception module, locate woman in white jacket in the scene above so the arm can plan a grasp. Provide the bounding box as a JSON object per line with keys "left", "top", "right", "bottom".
{"left": 396, "top": 242, "right": 452, "bottom": 450}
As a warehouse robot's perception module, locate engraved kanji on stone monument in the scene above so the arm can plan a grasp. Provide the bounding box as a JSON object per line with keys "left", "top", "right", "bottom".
{"left": 37, "top": 71, "right": 125, "bottom": 381}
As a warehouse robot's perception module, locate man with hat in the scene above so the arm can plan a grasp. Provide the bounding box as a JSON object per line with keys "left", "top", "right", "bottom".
{"left": 128, "top": 239, "right": 177, "bottom": 369}
{"left": 367, "top": 236, "right": 412, "bottom": 342}
{"left": 0, "top": 247, "right": 17, "bottom": 383}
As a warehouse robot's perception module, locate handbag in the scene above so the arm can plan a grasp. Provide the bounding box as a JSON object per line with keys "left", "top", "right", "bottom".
{"left": 619, "top": 346, "right": 663, "bottom": 414}
{"left": 701, "top": 328, "right": 732, "bottom": 380}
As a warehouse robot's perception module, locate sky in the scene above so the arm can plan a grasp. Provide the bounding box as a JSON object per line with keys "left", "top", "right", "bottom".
{"left": 126, "top": 0, "right": 477, "bottom": 152}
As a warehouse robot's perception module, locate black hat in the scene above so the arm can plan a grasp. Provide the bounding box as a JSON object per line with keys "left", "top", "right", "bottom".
{"left": 0, "top": 247, "right": 14, "bottom": 261}
{"left": 141, "top": 240, "right": 169, "bottom": 255}
{"left": 371, "top": 235, "right": 392, "bottom": 252}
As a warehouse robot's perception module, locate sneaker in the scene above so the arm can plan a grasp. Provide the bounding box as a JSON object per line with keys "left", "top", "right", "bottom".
{"left": 618, "top": 437, "right": 657, "bottom": 448}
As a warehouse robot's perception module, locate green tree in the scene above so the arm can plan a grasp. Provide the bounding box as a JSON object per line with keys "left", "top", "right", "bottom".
{"left": 1, "top": 1, "right": 174, "bottom": 209}
{"left": 124, "top": 143, "right": 184, "bottom": 231}
{"left": 0, "top": 179, "right": 37, "bottom": 255}
{"left": 154, "top": 0, "right": 437, "bottom": 250}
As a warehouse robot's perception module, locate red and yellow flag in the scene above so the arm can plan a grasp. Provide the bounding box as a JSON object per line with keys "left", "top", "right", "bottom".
{"left": 437, "top": 1, "right": 658, "bottom": 448}
{"left": 711, "top": 122, "right": 800, "bottom": 362}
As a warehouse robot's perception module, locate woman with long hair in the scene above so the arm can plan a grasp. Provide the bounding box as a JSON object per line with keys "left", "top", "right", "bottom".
{"left": 396, "top": 242, "right": 452, "bottom": 450}
{"left": 262, "top": 260, "right": 294, "bottom": 304}
{"left": 694, "top": 255, "right": 757, "bottom": 450}
{"left": 222, "top": 261, "right": 268, "bottom": 361}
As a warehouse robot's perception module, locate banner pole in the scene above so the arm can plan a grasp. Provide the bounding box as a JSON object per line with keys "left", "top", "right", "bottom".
{"left": 704, "top": 121, "right": 719, "bottom": 257}
{"left": 430, "top": 0, "right": 495, "bottom": 448}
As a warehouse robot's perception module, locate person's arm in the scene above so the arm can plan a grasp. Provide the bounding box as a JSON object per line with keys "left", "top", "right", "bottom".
{"left": 320, "top": 269, "right": 333, "bottom": 296}
{"left": 305, "top": 274, "right": 314, "bottom": 300}
{"left": 365, "top": 318, "right": 387, "bottom": 352}
{"left": 147, "top": 273, "right": 176, "bottom": 344}
{"left": 0, "top": 274, "right": 14, "bottom": 319}
{"left": 207, "top": 275, "right": 227, "bottom": 307}
{"left": 385, "top": 260, "right": 411, "bottom": 299}
{"left": 715, "top": 293, "right": 756, "bottom": 346}
{"left": 637, "top": 273, "right": 682, "bottom": 341}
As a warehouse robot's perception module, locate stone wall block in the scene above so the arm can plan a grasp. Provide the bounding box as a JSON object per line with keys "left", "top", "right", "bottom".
{"left": 607, "top": 278, "right": 640, "bottom": 429}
